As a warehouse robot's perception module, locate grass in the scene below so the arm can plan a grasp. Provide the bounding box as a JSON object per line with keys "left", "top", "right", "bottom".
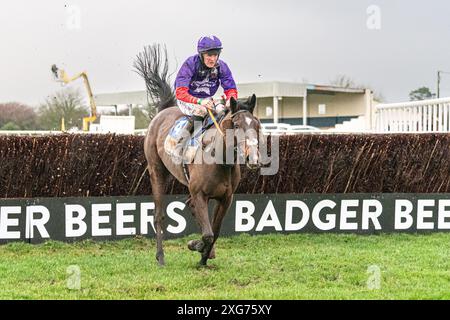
{"left": 1, "top": 232, "right": 450, "bottom": 299}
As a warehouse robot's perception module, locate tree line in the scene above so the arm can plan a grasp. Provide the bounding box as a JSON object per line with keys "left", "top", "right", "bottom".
{"left": 0, "top": 89, "right": 156, "bottom": 131}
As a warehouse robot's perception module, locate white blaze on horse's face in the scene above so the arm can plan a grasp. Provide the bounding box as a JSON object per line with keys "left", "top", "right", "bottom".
{"left": 242, "top": 116, "right": 260, "bottom": 168}
{"left": 231, "top": 110, "right": 261, "bottom": 169}
{"left": 245, "top": 131, "right": 259, "bottom": 168}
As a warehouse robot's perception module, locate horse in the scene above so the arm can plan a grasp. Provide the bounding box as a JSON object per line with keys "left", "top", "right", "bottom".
{"left": 135, "top": 45, "right": 262, "bottom": 266}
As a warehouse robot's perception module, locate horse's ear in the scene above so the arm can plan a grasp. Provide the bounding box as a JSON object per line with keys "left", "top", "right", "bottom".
{"left": 247, "top": 94, "right": 256, "bottom": 113}
{"left": 230, "top": 97, "right": 239, "bottom": 114}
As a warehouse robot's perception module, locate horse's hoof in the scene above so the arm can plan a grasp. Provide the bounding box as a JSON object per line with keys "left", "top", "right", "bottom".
{"left": 198, "top": 259, "right": 208, "bottom": 267}
{"left": 156, "top": 254, "right": 165, "bottom": 266}
{"left": 188, "top": 240, "right": 203, "bottom": 252}
{"left": 187, "top": 240, "right": 197, "bottom": 251}
{"left": 208, "top": 248, "right": 216, "bottom": 259}
{"left": 157, "top": 258, "right": 165, "bottom": 266}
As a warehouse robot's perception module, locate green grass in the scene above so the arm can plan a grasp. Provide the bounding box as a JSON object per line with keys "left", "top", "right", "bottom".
{"left": 1, "top": 233, "right": 450, "bottom": 299}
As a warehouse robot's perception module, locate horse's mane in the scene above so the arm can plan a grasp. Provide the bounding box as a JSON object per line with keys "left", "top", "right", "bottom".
{"left": 133, "top": 44, "right": 176, "bottom": 112}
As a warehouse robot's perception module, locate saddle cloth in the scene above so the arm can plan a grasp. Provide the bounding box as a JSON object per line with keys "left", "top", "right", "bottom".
{"left": 164, "top": 112, "right": 226, "bottom": 163}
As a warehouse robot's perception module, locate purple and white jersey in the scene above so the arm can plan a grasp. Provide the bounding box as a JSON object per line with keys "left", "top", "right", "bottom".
{"left": 174, "top": 55, "right": 237, "bottom": 99}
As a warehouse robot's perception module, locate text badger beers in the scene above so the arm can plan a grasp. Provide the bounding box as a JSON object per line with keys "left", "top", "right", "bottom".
{"left": 2, "top": 195, "right": 450, "bottom": 242}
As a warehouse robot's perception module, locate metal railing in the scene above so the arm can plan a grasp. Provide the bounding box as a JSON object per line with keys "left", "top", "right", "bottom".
{"left": 376, "top": 97, "right": 450, "bottom": 133}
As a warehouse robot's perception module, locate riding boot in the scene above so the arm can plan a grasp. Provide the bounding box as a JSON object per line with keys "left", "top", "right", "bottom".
{"left": 183, "top": 115, "right": 203, "bottom": 163}
{"left": 175, "top": 117, "right": 194, "bottom": 146}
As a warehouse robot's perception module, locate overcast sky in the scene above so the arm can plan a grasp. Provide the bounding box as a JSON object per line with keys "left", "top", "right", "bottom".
{"left": 1, "top": 0, "right": 450, "bottom": 106}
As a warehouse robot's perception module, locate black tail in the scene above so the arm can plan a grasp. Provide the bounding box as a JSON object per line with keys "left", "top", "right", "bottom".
{"left": 133, "top": 44, "right": 176, "bottom": 112}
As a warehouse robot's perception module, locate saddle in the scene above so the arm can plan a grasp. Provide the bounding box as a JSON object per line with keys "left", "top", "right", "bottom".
{"left": 164, "top": 111, "right": 227, "bottom": 164}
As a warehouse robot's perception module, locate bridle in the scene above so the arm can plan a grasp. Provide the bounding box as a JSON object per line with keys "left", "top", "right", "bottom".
{"left": 207, "top": 104, "right": 250, "bottom": 136}
{"left": 207, "top": 106, "right": 260, "bottom": 167}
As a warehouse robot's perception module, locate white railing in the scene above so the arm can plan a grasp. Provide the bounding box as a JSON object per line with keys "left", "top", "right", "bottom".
{"left": 376, "top": 97, "right": 450, "bottom": 133}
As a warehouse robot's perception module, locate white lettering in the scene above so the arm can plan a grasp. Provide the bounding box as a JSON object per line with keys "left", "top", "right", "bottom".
{"left": 256, "top": 200, "right": 282, "bottom": 231}
{"left": 362, "top": 199, "right": 382, "bottom": 230}
{"left": 395, "top": 200, "right": 413, "bottom": 230}
{"left": 140, "top": 202, "right": 155, "bottom": 234}
{"left": 417, "top": 199, "right": 434, "bottom": 230}
{"left": 312, "top": 200, "right": 336, "bottom": 231}
{"left": 438, "top": 200, "right": 450, "bottom": 229}
{"left": 285, "top": 200, "right": 309, "bottom": 231}
{"left": 235, "top": 201, "right": 255, "bottom": 232}
{"left": 0, "top": 206, "right": 21, "bottom": 239}
{"left": 25, "top": 205, "right": 50, "bottom": 239}
{"left": 166, "top": 202, "right": 187, "bottom": 234}
{"left": 65, "top": 204, "right": 87, "bottom": 237}
{"left": 340, "top": 200, "right": 359, "bottom": 230}
{"left": 116, "top": 203, "right": 136, "bottom": 236}
{"left": 92, "top": 203, "right": 111, "bottom": 236}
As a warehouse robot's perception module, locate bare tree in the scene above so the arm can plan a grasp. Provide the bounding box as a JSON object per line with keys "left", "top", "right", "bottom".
{"left": 0, "top": 102, "right": 38, "bottom": 129}
{"left": 330, "top": 74, "right": 385, "bottom": 102}
{"left": 330, "top": 75, "right": 356, "bottom": 89}
{"left": 37, "top": 89, "right": 88, "bottom": 130}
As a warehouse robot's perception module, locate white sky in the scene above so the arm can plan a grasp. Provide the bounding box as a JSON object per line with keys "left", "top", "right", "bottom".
{"left": 1, "top": 0, "right": 450, "bottom": 106}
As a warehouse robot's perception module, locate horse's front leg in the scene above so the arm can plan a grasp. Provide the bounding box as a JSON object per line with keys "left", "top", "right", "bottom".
{"left": 188, "top": 193, "right": 214, "bottom": 265}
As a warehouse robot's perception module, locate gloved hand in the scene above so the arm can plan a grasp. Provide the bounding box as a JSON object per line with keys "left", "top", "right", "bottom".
{"left": 199, "top": 99, "right": 214, "bottom": 110}
{"left": 215, "top": 103, "right": 226, "bottom": 115}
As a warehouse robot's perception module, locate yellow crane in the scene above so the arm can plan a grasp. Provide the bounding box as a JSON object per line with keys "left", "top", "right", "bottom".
{"left": 51, "top": 64, "right": 97, "bottom": 131}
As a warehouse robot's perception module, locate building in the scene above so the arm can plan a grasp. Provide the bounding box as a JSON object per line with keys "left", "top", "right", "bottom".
{"left": 94, "top": 81, "right": 374, "bottom": 130}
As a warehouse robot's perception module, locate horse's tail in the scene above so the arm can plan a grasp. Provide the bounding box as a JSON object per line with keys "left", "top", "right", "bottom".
{"left": 134, "top": 44, "right": 176, "bottom": 112}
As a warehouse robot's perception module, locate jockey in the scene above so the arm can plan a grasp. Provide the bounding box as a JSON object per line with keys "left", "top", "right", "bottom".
{"left": 172, "top": 35, "right": 238, "bottom": 154}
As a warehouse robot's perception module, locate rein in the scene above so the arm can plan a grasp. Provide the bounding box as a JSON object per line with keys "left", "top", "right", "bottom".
{"left": 204, "top": 108, "right": 257, "bottom": 169}
{"left": 207, "top": 108, "right": 224, "bottom": 136}
{"left": 222, "top": 109, "right": 252, "bottom": 154}
{"left": 210, "top": 109, "right": 250, "bottom": 139}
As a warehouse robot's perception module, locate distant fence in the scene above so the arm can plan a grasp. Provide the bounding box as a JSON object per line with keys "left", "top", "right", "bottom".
{"left": 376, "top": 97, "right": 450, "bottom": 133}
{"left": 0, "top": 130, "right": 65, "bottom": 136}
{"left": 0, "top": 130, "right": 148, "bottom": 136}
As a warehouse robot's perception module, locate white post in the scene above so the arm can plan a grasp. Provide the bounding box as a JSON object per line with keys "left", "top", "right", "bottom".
{"left": 444, "top": 103, "right": 449, "bottom": 131}
{"left": 364, "top": 89, "right": 372, "bottom": 131}
{"left": 427, "top": 104, "right": 432, "bottom": 132}
{"left": 418, "top": 105, "right": 423, "bottom": 132}
{"left": 413, "top": 106, "right": 417, "bottom": 131}
{"left": 377, "top": 109, "right": 382, "bottom": 132}
{"left": 273, "top": 96, "right": 279, "bottom": 124}
{"left": 303, "top": 89, "right": 308, "bottom": 126}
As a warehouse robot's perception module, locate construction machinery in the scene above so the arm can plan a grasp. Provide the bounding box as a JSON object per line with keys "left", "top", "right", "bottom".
{"left": 51, "top": 64, "right": 97, "bottom": 131}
